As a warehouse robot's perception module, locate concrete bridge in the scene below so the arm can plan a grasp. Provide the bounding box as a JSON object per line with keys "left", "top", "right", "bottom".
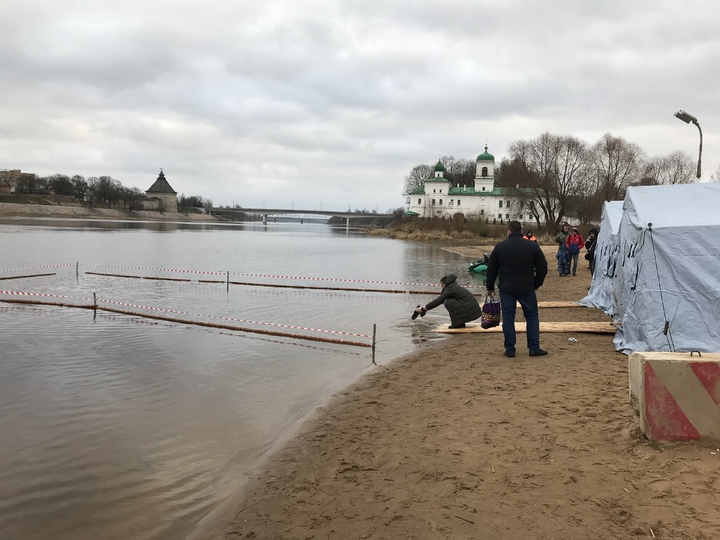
{"left": 208, "top": 207, "right": 396, "bottom": 230}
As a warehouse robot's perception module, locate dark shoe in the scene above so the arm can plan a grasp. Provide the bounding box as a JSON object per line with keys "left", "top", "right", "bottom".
{"left": 503, "top": 351, "right": 516, "bottom": 358}
{"left": 529, "top": 349, "right": 548, "bottom": 357}
{"left": 448, "top": 323, "right": 466, "bottom": 329}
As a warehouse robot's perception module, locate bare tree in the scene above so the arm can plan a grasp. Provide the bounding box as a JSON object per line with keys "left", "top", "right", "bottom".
{"left": 506, "top": 133, "right": 591, "bottom": 231}
{"left": 712, "top": 164, "right": 720, "bottom": 182}
{"left": 591, "top": 133, "right": 645, "bottom": 201}
{"left": 72, "top": 175, "right": 88, "bottom": 200}
{"left": 47, "top": 174, "right": 74, "bottom": 195}
{"left": 642, "top": 151, "right": 696, "bottom": 185}
{"left": 88, "top": 176, "right": 122, "bottom": 207}
{"left": 403, "top": 164, "right": 434, "bottom": 196}
{"left": 440, "top": 155, "right": 475, "bottom": 187}
{"left": 119, "top": 186, "right": 146, "bottom": 211}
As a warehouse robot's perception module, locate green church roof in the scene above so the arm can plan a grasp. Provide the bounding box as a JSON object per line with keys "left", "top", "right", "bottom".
{"left": 433, "top": 160, "right": 446, "bottom": 172}
{"left": 476, "top": 144, "right": 494, "bottom": 161}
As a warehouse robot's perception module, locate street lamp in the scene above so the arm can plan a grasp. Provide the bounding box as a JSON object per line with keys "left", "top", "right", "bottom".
{"left": 674, "top": 109, "right": 703, "bottom": 178}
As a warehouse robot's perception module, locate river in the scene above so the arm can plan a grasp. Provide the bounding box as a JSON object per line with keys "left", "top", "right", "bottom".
{"left": 0, "top": 217, "right": 485, "bottom": 540}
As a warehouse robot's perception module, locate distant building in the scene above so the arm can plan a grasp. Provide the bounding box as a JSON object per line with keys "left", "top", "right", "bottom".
{"left": 0, "top": 178, "right": 13, "bottom": 195}
{"left": 0, "top": 169, "right": 36, "bottom": 194}
{"left": 143, "top": 170, "right": 178, "bottom": 212}
{"left": 406, "top": 146, "right": 542, "bottom": 224}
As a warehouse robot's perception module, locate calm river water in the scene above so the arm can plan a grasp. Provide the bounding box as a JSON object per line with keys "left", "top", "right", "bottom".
{"left": 0, "top": 218, "right": 485, "bottom": 540}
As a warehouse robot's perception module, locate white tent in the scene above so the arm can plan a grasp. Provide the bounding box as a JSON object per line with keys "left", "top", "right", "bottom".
{"left": 612, "top": 182, "right": 720, "bottom": 354}
{"left": 579, "top": 201, "right": 624, "bottom": 316}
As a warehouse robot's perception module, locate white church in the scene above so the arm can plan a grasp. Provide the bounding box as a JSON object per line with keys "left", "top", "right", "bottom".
{"left": 406, "top": 146, "right": 540, "bottom": 223}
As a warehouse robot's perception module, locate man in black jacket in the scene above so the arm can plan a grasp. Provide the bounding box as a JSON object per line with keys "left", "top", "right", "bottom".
{"left": 415, "top": 274, "right": 482, "bottom": 329}
{"left": 486, "top": 221, "right": 548, "bottom": 358}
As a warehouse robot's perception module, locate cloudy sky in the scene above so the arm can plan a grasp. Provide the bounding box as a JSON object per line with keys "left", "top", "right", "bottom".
{"left": 2, "top": 0, "right": 718, "bottom": 212}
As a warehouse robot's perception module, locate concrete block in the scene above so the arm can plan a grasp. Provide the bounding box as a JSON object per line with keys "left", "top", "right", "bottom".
{"left": 628, "top": 351, "right": 720, "bottom": 442}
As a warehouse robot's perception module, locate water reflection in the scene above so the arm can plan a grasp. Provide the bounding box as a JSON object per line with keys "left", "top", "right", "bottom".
{"left": 0, "top": 221, "right": 462, "bottom": 540}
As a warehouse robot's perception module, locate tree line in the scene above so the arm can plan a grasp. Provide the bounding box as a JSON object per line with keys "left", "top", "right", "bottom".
{"left": 404, "top": 132, "right": 701, "bottom": 230}
{"left": 10, "top": 173, "right": 212, "bottom": 211}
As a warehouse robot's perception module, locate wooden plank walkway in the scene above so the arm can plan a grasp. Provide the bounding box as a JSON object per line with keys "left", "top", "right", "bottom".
{"left": 435, "top": 321, "right": 617, "bottom": 334}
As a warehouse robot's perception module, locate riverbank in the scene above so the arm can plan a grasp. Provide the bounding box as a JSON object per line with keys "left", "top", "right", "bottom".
{"left": 196, "top": 245, "right": 720, "bottom": 540}
{"left": 0, "top": 202, "right": 220, "bottom": 221}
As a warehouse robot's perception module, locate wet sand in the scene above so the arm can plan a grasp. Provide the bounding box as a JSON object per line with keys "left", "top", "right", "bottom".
{"left": 196, "top": 245, "right": 720, "bottom": 540}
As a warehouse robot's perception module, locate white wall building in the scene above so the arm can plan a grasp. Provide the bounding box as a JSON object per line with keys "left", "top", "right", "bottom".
{"left": 406, "top": 146, "right": 540, "bottom": 224}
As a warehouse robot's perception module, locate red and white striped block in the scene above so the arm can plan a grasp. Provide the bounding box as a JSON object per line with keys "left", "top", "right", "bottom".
{"left": 629, "top": 352, "right": 720, "bottom": 442}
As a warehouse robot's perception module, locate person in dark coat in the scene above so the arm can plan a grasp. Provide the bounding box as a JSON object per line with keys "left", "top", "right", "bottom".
{"left": 415, "top": 274, "right": 482, "bottom": 329}
{"left": 486, "top": 220, "right": 548, "bottom": 358}
{"left": 585, "top": 226, "right": 599, "bottom": 275}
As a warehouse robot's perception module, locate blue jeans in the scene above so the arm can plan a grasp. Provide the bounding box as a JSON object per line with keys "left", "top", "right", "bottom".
{"left": 569, "top": 252, "right": 579, "bottom": 275}
{"left": 499, "top": 289, "right": 540, "bottom": 354}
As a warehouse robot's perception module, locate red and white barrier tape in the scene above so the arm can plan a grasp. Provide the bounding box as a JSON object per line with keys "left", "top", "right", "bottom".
{"left": 0, "top": 290, "right": 71, "bottom": 299}
{"left": 84, "top": 264, "right": 225, "bottom": 275}
{"left": 4, "top": 263, "right": 484, "bottom": 289}
{"left": 0, "top": 290, "right": 371, "bottom": 339}
{"left": 231, "top": 272, "right": 484, "bottom": 288}
{"left": 0, "top": 264, "right": 76, "bottom": 273}
{"left": 97, "top": 298, "right": 372, "bottom": 338}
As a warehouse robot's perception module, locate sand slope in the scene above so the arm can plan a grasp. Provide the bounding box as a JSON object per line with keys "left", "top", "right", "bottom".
{"left": 200, "top": 245, "right": 720, "bottom": 539}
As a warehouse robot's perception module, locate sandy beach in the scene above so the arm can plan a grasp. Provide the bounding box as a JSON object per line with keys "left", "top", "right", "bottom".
{"left": 6, "top": 209, "right": 717, "bottom": 539}
{"left": 194, "top": 245, "right": 720, "bottom": 540}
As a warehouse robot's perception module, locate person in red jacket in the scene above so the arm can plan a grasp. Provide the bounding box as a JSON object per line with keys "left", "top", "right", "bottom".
{"left": 565, "top": 228, "right": 585, "bottom": 276}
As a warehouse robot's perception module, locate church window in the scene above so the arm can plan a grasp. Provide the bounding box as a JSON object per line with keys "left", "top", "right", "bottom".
{"left": 498, "top": 213, "right": 502, "bottom": 219}
{"left": 418, "top": 198, "right": 421, "bottom": 205}
{"left": 439, "top": 199, "right": 443, "bottom": 205}
{"left": 506, "top": 213, "right": 510, "bottom": 219}
{"left": 432, "top": 199, "right": 436, "bottom": 205}
{"left": 480, "top": 209, "right": 484, "bottom": 215}
{"left": 457, "top": 199, "right": 460, "bottom": 205}
{"left": 506, "top": 200, "right": 510, "bottom": 208}
{"left": 499, "top": 200, "right": 503, "bottom": 208}
{"left": 482, "top": 167, "right": 488, "bottom": 177}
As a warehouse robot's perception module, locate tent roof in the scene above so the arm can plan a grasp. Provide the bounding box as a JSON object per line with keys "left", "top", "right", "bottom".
{"left": 602, "top": 200, "right": 624, "bottom": 235}
{"left": 624, "top": 182, "right": 720, "bottom": 229}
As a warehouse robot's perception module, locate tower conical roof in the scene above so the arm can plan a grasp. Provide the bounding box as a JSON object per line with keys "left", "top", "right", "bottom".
{"left": 146, "top": 170, "right": 177, "bottom": 194}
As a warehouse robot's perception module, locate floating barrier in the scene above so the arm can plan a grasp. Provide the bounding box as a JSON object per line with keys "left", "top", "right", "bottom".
{"left": 0, "top": 289, "right": 374, "bottom": 349}
{"left": 82, "top": 263, "right": 484, "bottom": 289}
{"left": 0, "top": 273, "right": 56, "bottom": 281}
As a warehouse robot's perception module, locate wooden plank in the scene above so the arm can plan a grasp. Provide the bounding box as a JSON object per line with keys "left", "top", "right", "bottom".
{"left": 535, "top": 301, "right": 583, "bottom": 308}
{"left": 435, "top": 321, "right": 616, "bottom": 334}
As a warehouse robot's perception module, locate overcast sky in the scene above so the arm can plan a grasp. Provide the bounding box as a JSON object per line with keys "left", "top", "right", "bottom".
{"left": 1, "top": 0, "right": 718, "bottom": 212}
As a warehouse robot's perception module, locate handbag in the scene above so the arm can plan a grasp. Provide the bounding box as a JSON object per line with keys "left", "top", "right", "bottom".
{"left": 481, "top": 295, "right": 501, "bottom": 329}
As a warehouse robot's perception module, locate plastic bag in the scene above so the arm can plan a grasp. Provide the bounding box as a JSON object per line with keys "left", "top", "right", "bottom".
{"left": 481, "top": 295, "right": 501, "bottom": 329}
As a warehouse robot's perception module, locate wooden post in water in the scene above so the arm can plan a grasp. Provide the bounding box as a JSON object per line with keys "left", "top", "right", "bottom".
{"left": 226, "top": 271, "right": 229, "bottom": 293}
{"left": 76, "top": 262, "right": 79, "bottom": 278}
{"left": 371, "top": 323, "right": 377, "bottom": 365}
{"left": 93, "top": 292, "right": 97, "bottom": 309}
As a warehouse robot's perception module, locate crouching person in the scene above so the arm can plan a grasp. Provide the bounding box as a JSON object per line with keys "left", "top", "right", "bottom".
{"left": 415, "top": 274, "right": 482, "bottom": 329}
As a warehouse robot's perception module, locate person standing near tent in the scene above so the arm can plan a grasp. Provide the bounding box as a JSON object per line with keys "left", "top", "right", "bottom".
{"left": 585, "top": 226, "right": 599, "bottom": 275}
{"left": 565, "top": 228, "right": 585, "bottom": 276}
{"left": 554, "top": 223, "right": 571, "bottom": 276}
{"left": 486, "top": 220, "right": 548, "bottom": 358}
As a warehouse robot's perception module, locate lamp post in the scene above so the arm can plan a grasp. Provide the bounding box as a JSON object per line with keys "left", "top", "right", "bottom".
{"left": 674, "top": 109, "right": 702, "bottom": 178}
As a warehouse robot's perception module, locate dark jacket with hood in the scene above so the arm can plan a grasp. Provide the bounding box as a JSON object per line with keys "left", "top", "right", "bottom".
{"left": 486, "top": 232, "right": 548, "bottom": 295}
{"left": 424, "top": 274, "right": 482, "bottom": 325}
